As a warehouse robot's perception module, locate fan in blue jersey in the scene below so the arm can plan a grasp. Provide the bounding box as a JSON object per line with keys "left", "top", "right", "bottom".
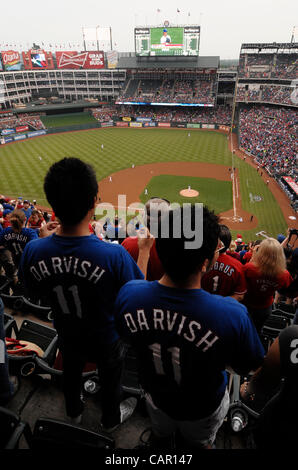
{"left": 0, "top": 209, "right": 38, "bottom": 268}
{"left": 19, "top": 157, "right": 144, "bottom": 431}
{"left": 114, "top": 205, "right": 265, "bottom": 449}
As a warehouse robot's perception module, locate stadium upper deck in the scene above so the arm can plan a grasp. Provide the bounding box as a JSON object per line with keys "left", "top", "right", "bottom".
{"left": 0, "top": 39, "right": 296, "bottom": 109}
{"left": 236, "top": 43, "right": 298, "bottom": 108}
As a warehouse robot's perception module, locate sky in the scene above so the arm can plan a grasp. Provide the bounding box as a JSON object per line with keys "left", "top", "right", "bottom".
{"left": 1, "top": 0, "right": 297, "bottom": 59}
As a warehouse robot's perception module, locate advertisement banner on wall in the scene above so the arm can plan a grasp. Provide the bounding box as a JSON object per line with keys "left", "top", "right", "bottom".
{"left": 1, "top": 51, "right": 22, "bottom": 71}
{"left": 106, "top": 50, "right": 118, "bottom": 69}
{"left": 16, "top": 125, "right": 29, "bottom": 133}
{"left": 129, "top": 122, "right": 142, "bottom": 128}
{"left": 27, "top": 130, "right": 47, "bottom": 138}
{"left": 136, "top": 117, "right": 152, "bottom": 122}
{"left": 122, "top": 117, "right": 131, "bottom": 122}
{"left": 29, "top": 50, "right": 48, "bottom": 69}
{"left": 14, "top": 134, "right": 27, "bottom": 141}
{"left": 22, "top": 51, "right": 55, "bottom": 70}
{"left": 56, "top": 51, "right": 105, "bottom": 69}
{"left": 116, "top": 122, "right": 128, "bottom": 127}
{"left": 1, "top": 128, "right": 15, "bottom": 136}
{"left": 202, "top": 124, "right": 215, "bottom": 129}
{"left": 158, "top": 122, "right": 171, "bottom": 127}
{"left": 1, "top": 136, "right": 13, "bottom": 144}
{"left": 101, "top": 121, "right": 114, "bottom": 128}
{"left": 143, "top": 122, "right": 156, "bottom": 127}
{"left": 0, "top": 55, "right": 3, "bottom": 71}
{"left": 187, "top": 123, "right": 201, "bottom": 129}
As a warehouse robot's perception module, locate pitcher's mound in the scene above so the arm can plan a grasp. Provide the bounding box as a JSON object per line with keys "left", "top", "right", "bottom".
{"left": 180, "top": 188, "right": 199, "bottom": 197}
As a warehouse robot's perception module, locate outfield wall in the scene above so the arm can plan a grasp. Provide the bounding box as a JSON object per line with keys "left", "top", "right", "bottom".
{"left": 0, "top": 121, "right": 229, "bottom": 145}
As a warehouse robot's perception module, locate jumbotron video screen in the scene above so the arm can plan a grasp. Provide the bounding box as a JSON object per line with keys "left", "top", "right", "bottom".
{"left": 135, "top": 26, "right": 200, "bottom": 56}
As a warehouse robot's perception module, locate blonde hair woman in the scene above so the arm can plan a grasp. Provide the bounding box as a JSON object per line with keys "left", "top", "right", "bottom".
{"left": 243, "top": 238, "right": 292, "bottom": 333}
{"left": 226, "top": 240, "right": 241, "bottom": 261}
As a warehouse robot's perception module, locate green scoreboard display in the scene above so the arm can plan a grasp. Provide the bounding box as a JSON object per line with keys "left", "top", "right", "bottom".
{"left": 135, "top": 26, "right": 200, "bottom": 56}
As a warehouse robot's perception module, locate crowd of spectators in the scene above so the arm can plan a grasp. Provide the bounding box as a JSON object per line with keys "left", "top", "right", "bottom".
{"left": 91, "top": 105, "right": 232, "bottom": 126}
{"left": 239, "top": 105, "right": 297, "bottom": 178}
{"left": 0, "top": 159, "right": 297, "bottom": 449}
{"left": 91, "top": 107, "right": 114, "bottom": 122}
{"left": 118, "top": 78, "right": 216, "bottom": 105}
{"left": 237, "top": 84, "right": 296, "bottom": 107}
{"left": 0, "top": 113, "right": 45, "bottom": 131}
{"left": 238, "top": 52, "right": 297, "bottom": 80}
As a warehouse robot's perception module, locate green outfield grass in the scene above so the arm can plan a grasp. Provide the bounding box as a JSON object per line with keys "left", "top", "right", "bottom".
{"left": 139, "top": 175, "right": 233, "bottom": 214}
{"left": 0, "top": 128, "right": 288, "bottom": 240}
{"left": 41, "top": 112, "right": 97, "bottom": 128}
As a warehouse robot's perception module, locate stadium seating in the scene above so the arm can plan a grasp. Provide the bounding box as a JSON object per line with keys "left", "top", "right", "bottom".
{"left": 239, "top": 105, "right": 297, "bottom": 178}
{"left": 238, "top": 52, "right": 297, "bottom": 80}
{"left": 30, "top": 418, "right": 115, "bottom": 449}
{"left": 0, "top": 407, "right": 32, "bottom": 449}
{"left": 6, "top": 319, "right": 57, "bottom": 377}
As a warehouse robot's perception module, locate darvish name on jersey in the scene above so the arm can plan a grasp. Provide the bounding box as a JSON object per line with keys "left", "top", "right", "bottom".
{"left": 29, "top": 256, "right": 106, "bottom": 285}
{"left": 124, "top": 307, "right": 219, "bottom": 353}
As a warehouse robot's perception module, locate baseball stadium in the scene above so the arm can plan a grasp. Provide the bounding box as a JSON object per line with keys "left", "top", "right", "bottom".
{"left": 0, "top": 16, "right": 297, "bottom": 455}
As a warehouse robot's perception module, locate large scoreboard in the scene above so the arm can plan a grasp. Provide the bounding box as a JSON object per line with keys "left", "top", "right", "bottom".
{"left": 135, "top": 26, "right": 200, "bottom": 57}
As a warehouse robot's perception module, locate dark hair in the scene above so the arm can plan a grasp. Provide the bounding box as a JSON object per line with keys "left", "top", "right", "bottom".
{"left": 44, "top": 158, "right": 98, "bottom": 226}
{"left": 219, "top": 224, "right": 231, "bottom": 253}
{"left": 9, "top": 209, "right": 26, "bottom": 233}
{"left": 155, "top": 205, "right": 219, "bottom": 282}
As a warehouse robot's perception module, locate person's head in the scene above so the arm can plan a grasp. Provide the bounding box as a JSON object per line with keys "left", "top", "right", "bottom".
{"left": 218, "top": 224, "right": 231, "bottom": 253}
{"left": 252, "top": 237, "right": 286, "bottom": 278}
{"left": 155, "top": 205, "right": 220, "bottom": 283}
{"left": 30, "top": 209, "right": 42, "bottom": 223}
{"left": 163, "top": 29, "right": 168, "bottom": 36}
{"left": 3, "top": 209, "right": 12, "bottom": 219}
{"left": 277, "top": 233, "right": 286, "bottom": 244}
{"left": 44, "top": 157, "right": 99, "bottom": 226}
{"left": 9, "top": 210, "right": 26, "bottom": 233}
{"left": 144, "top": 197, "right": 171, "bottom": 233}
{"left": 229, "top": 240, "right": 237, "bottom": 252}
{"left": 23, "top": 200, "right": 30, "bottom": 209}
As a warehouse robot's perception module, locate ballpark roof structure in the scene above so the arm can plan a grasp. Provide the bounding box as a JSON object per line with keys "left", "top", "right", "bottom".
{"left": 117, "top": 56, "right": 220, "bottom": 70}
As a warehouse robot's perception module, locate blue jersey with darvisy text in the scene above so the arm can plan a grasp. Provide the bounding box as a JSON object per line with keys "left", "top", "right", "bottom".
{"left": 115, "top": 280, "right": 265, "bottom": 420}
{"left": 19, "top": 234, "right": 144, "bottom": 343}
{"left": 0, "top": 227, "right": 38, "bottom": 265}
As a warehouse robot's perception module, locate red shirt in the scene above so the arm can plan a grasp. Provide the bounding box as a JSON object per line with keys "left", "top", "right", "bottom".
{"left": 242, "top": 251, "right": 252, "bottom": 264}
{"left": 226, "top": 250, "right": 241, "bottom": 261}
{"left": 243, "top": 263, "right": 293, "bottom": 309}
{"left": 28, "top": 216, "right": 44, "bottom": 229}
{"left": 2, "top": 219, "right": 11, "bottom": 228}
{"left": 121, "top": 237, "right": 164, "bottom": 281}
{"left": 201, "top": 252, "right": 247, "bottom": 297}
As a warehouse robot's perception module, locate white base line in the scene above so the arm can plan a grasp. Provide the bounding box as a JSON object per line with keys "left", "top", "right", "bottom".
{"left": 230, "top": 133, "right": 242, "bottom": 222}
